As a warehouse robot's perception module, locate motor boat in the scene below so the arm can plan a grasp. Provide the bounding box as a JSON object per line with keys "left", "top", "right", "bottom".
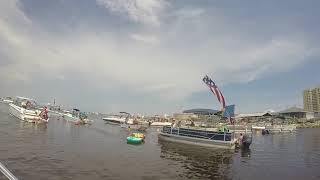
{"left": 103, "top": 112, "right": 136, "bottom": 125}
{"left": 9, "top": 96, "right": 49, "bottom": 123}
{"left": 62, "top": 109, "right": 93, "bottom": 125}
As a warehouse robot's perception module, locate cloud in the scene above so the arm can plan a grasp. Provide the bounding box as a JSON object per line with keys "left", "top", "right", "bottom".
{"left": 0, "top": 0, "right": 319, "bottom": 113}
{"left": 96, "top": 0, "right": 168, "bottom": 26}
{"left": 175, "top": 7, "right": 205, "bottom": 19}
{"left": 130, "top": 33, "right": 159, "bottom": 44}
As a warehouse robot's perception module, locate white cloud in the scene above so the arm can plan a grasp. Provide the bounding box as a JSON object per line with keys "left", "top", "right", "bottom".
{"left": 175, "top": 7, "right": 205, "bottom": 19}
{"left": 130, "top": 33, "right": 159, "bottom": 44}
{"left": 96, "top": 0, "right": 168, "bottom": 26}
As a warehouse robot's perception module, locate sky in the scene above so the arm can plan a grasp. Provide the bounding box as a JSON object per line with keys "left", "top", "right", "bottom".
{"left": 0, "top": 0, "right": 319, "bottom": 114}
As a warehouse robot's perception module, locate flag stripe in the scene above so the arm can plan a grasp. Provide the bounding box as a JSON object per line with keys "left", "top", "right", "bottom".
{"left": 218, "top": 89, "right": 226, "bottom": 107}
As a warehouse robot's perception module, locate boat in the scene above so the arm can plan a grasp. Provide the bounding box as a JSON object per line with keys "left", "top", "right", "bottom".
{"left": 62, "top": 109, "right": 93, "bottom": 125}
{"left": 150, "top": 121, "right": 172, "bottom": 127}
{"left": 159, "top": 126, "right": 237, "bottom": 149}
{"left": 251, "top": 125, "right": 266, "bottom": 130}
{"left": 2, "top": 97, "right": 13, "bottom": 104}
{"left": 264, "top": 124, "right": 296, "bottom": 133}
{"left": 103, "top": 112, "right": 136, "bottom": 125}
{"left": 9, "top": 96, "right": 49, "bottom": 123}
{"left": 158, "top": 75, "right": 250, "bottom": 150}
{"left": 103, "top": 116, "right": 126, "bottom": 124}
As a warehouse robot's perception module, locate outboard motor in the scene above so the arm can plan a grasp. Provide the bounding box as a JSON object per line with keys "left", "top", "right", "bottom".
{"left": 262, "top": 129, "right": 270, "bottom": 135}
{"left": 241, "top": 135, "right": 252, "bottom": 149}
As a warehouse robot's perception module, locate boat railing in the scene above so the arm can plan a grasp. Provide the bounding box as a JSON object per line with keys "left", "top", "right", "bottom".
{"left": 163, "top": 126, "right": 234, "bottom": 142}
{"left": 0, "top": 162, "right": 18, "bottom": 180}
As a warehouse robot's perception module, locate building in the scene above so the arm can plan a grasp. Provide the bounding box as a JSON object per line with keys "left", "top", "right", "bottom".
{"left": 279, "top": 107, "right": 314, "bottom": 120}
{"left": 182, "top": 108, "right": 219, "bottom": 115}
{"left": 236, "top": 112, "right": 272, "bottom": 119}
{"left": 173, "top": 109, "right": 220, "bottom": 121}
{"left": 304, "top": 87, "right": 320, "bottom": 112}
{"left": 304, "top": 89, "right": 313, "bottom": 111}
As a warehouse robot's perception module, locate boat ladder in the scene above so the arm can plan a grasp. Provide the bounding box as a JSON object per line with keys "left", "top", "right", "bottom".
{"left": 0, "top": 162, "right": 18, "bottom": 180}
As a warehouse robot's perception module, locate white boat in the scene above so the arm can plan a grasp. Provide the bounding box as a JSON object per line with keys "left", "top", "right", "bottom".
{"left": 3, "top": 99, "right": 13, "bottom": 103}
{"left": 251, "top": 125, "right": 266, "bottom": 130}
{"left": 62, "top": 109, "right": 93, "bottom": 125}
{"left": 150, "top": 121, "right": 172, "bottom": 127}
{"left": 103, "top": 112, "right": 135, "bottom": 125}
{"left": 9, "top": 97, "right": 49, "bottom": 123}
{"left": 102, "top": 116, "right": 127, "bottom": 124}
{"left": 1, "top": 97, "right": 13, "bottom": 104}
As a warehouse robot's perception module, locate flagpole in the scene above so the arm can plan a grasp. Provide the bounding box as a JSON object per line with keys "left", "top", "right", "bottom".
{"left": 233, "top": 106, "right": 236, "bottom": 142}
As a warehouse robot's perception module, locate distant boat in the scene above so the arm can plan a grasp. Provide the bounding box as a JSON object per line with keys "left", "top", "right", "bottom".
{"left": 62, "top": 109, "right": 93, "bottom": 125}
{"left": 251, "top": 125, "right": 266, "bottom": 130}
{"left": 9, "top": 96, "right": 49, "bottom": 123}
{"left": 150, "top": 121, "right": 172, "bottom": 127}
{"left": 3, "top": 99, "right": 13, "bottom": 103}
{"left": 1, "top": 97, "right": 13, "bottom": 104}
{"left": 102, "top": 112, "right": 135, "bottom": 125}
{"left": 103, "top": 116, "right": 127, "bottom": 124}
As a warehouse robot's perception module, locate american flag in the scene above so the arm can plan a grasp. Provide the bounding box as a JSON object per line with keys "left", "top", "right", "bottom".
{"left": 202, "top": 75, "right": 226, "bottom": 108}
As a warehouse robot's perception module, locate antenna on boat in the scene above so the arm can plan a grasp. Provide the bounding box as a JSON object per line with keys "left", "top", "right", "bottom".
{"left": 0, "top": 161, "right": 18, "bottom": 180}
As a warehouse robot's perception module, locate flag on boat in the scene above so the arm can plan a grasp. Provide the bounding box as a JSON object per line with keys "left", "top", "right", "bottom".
{"left": 202, "top": 75, "right": 226, "bottom": 108}
{"left": 223, "top": 104, "right": 235, "bottom": 124}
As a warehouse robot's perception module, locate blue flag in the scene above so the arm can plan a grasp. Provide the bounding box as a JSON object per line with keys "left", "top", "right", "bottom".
{"left": 223, "top": 105, "right": 235, "bottom": 123}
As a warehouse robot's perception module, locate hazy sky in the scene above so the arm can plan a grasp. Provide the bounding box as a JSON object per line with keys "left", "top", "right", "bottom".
{"left": 1, "top": 0, "right": 319, "bottom": 114}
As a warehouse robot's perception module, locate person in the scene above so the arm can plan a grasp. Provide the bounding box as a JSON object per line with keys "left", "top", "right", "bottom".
{"left": 171, "top": 119, "right": 176, "bottom": 127}
{"left": 190, "top": 121, "right": 195, "bottom": 127}
{"left": 21, "top": 101, "right": 27, "bottom": 108}
{"left": 238, "top": 133, "right": 244, "bottom": 145}
{"left": 26, "top": 101, "right": 32, "bottom": 109}
{"left": 39, "top": 107, "right": 49, "bottom": 120}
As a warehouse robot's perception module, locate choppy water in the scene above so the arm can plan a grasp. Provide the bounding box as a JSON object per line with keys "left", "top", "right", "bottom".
{"left": 0, "top": 103, "right": 320, "bottom": 180}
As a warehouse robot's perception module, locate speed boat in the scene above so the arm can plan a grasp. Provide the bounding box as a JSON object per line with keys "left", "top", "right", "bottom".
{"left": 103, "top": 112, "right": 135, "bottom": 125}
{"left": 9, "top": 96, "right": 49, "bottom": 123}
{"left": 62, "top": 109, "right": 93, "bottom": 125}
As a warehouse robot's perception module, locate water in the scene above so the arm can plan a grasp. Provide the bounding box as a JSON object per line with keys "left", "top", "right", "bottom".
{"left": 0, "top": 103, "right": 320, "bottom": 180}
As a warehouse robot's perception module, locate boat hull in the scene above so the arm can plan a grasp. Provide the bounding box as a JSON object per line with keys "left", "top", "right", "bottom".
{"left": 158, "top": 132, "right": 236, "bottom": 149}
